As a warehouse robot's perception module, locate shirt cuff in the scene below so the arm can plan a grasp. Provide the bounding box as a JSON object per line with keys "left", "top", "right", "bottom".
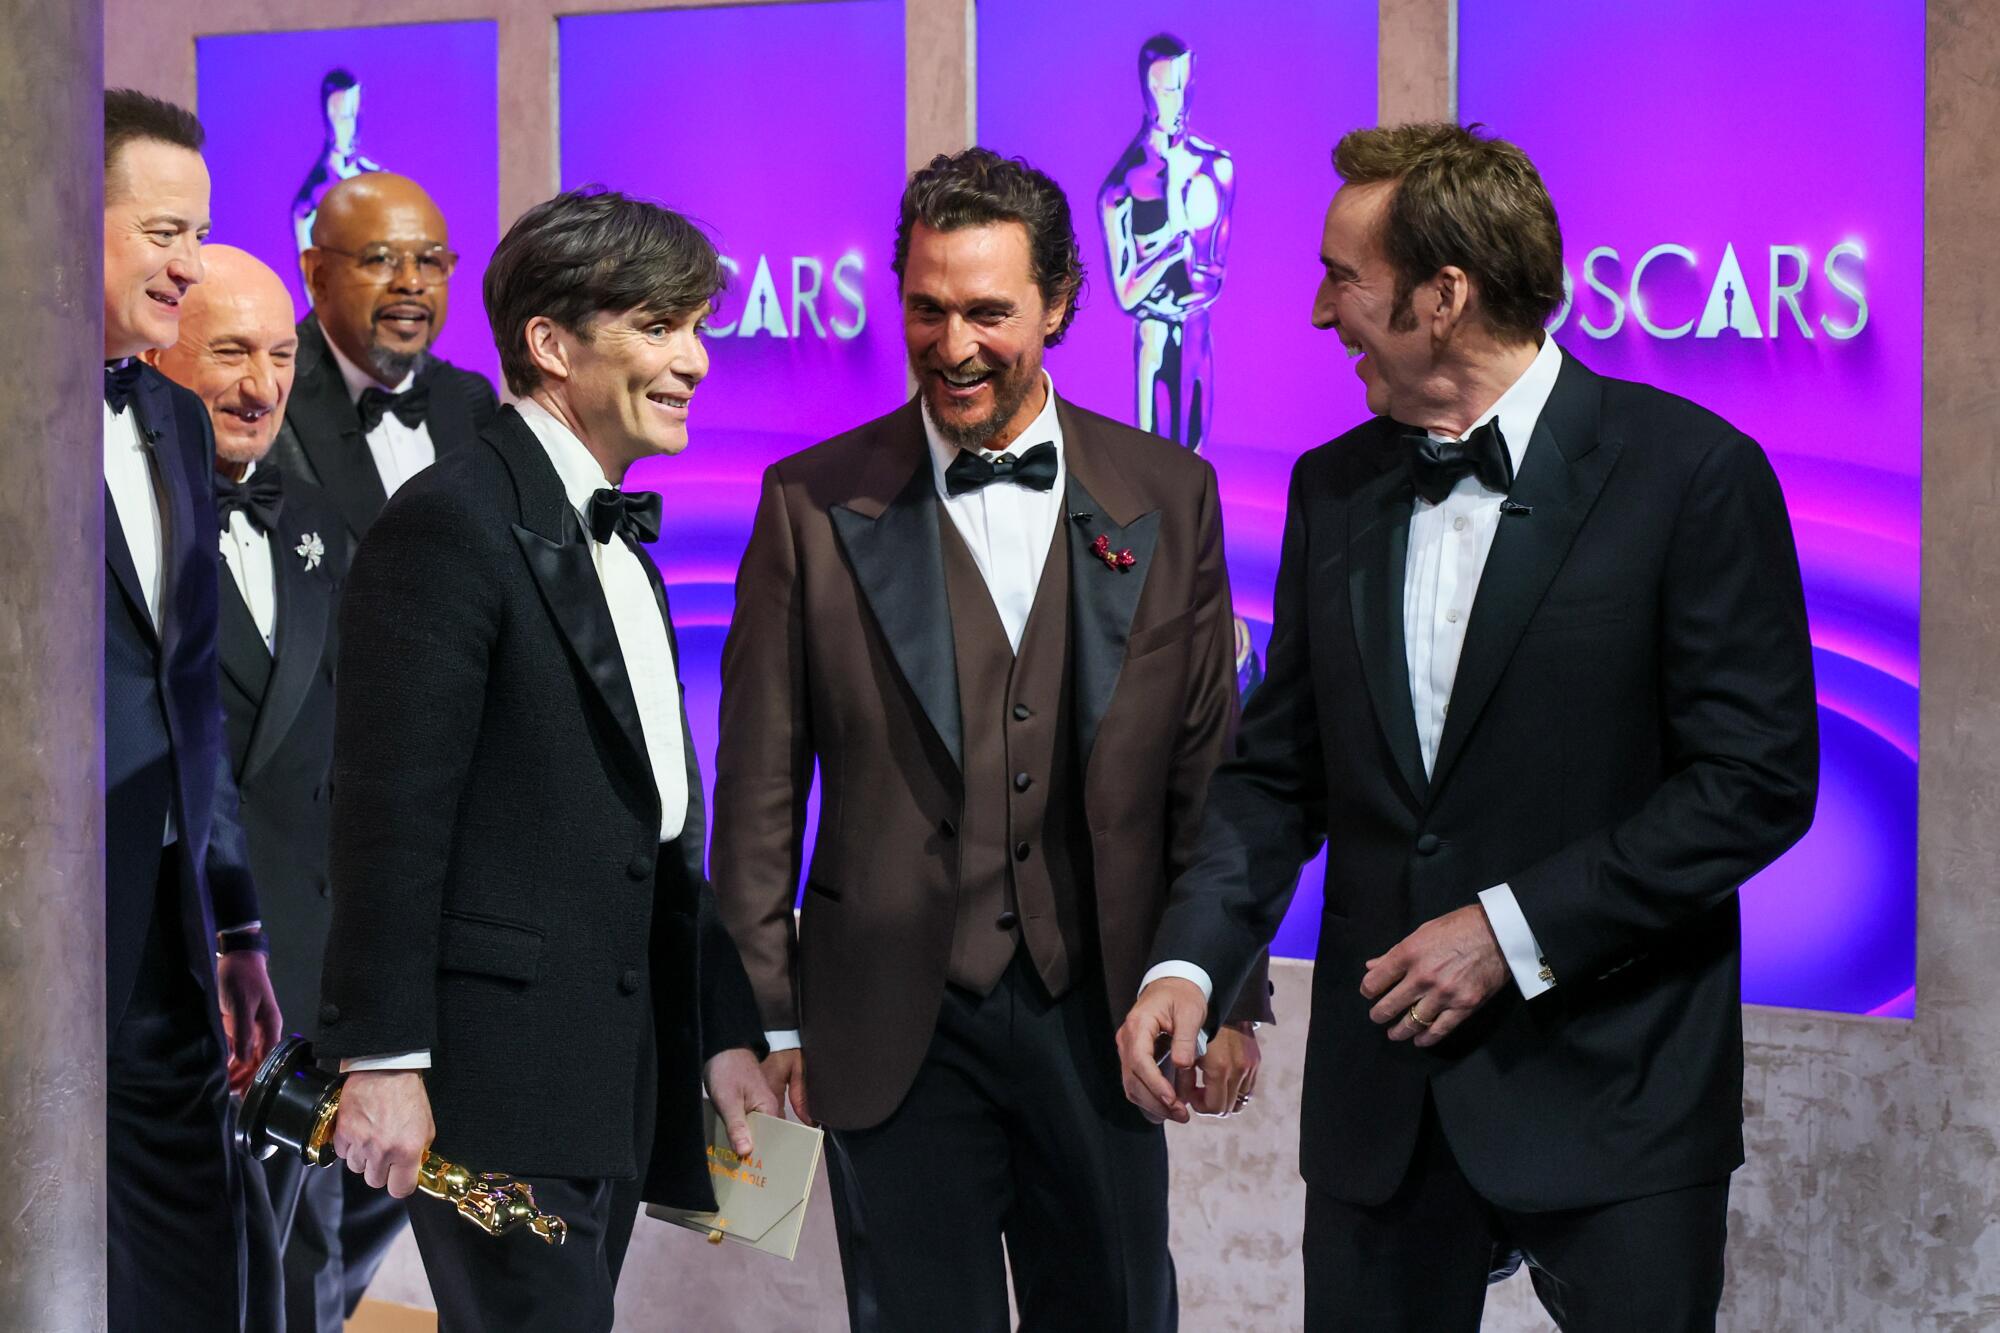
{"left": 340, "top": 1050, "right": 432, "bottom": 1073}
{"left": 1140, "top": 960, "right": 1214, "bottom": 1005}
{"left": 1477, "top": 885, "right": 1556, "bottom": 999}
{"left": 763, "top": 1030, "right": 801, "bottom": 1053}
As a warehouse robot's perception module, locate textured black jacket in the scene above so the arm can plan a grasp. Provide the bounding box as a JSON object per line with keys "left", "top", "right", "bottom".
{"left": 316, "top": 406, "right": 763, "bottom": 1204}
{"left": 1152, "top": 353, "right": 1819, "bottom": 1212}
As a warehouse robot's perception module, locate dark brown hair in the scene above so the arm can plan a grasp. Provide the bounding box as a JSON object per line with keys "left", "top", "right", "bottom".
{"left": 104, "top": 89, "right": 204, "bottom": 201}
{"left": 1332, "top": 122, "right": 1563, "bottom": 343}
{"left": 484, "top": 186, "right": 723, "bottom": 397}
{"left": 894, "top": 147, "right": 1084, "bottom": 346}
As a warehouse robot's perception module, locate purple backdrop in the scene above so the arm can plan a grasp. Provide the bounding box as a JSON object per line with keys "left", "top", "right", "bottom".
{"left": 559, "top": 1, "right": 908, "bottom": 902}
{"left": 1462, "top": 0, "right": 1922, "bottom": 1017}
{"left": 196, "top": 22, "right": 500, "bottom": 385}
{"left": 979, "top": 0, "right": 1380, "bottom": 959}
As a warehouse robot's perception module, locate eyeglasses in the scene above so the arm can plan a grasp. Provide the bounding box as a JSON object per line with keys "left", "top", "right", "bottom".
{"left": 317, "top": 244, "right": 459, "bottom": 283}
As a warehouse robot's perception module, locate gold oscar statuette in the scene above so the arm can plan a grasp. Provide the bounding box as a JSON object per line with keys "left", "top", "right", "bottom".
{"left": 238, "top": 1036, "right": 568, "bottom": 1245}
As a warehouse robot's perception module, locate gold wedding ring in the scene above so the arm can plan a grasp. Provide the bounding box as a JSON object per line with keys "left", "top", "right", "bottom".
{"left": 1406, "top": 1006, "right": 1434, "bottom": 1028}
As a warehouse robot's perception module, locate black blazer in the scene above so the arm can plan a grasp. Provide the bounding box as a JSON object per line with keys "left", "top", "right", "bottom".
{"left": 316, "top": 406, "right": 763, "bottom": 1205}
{"left": 217, "top": 475, "right": 349, "bottom": 1029}
{"left": 267, "top": 316, "right": 499, "bottom": 545}
{"left": 1151, "top": 352, "right": 1819, "bottom": 1213}
{"left": 105, "top": 364, "right": 260, "bottom": 1035}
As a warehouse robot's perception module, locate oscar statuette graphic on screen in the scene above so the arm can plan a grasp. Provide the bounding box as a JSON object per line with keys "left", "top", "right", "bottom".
{"left": 1099, "top": 33, "right": 1234, "bottom": 454}
{"left": 290, "top": 68, "right": 384, "bottom": 263}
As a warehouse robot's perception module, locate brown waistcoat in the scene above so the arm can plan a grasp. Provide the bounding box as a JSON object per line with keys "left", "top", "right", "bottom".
{"left": 938, "top": 509, "right": 1094, "bottom": 998}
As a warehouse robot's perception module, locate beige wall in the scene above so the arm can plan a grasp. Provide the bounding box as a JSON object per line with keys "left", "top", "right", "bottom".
{"left": 105, "top": 0, "right": 2000, "bottom": 1326}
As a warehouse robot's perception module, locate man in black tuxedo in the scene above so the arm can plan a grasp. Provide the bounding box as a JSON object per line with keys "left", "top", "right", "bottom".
{"left": 1118, "top": 123, "right": 1820, "bottom": 1332}
{"left": 101, "top": 90, "right": 281, "bottom": 1331}
{"left": 269, "top": 171, "right": 498, "bottom": 545}
{"left": 146, "top": 242, "right": 361, "bottom": 1333}
{"left": 315, "top": 187, "right": 776, "bottom": 1332}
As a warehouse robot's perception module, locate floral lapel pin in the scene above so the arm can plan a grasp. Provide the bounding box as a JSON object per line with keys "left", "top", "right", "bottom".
{"left": 295, "top": 532, "right": 325, "bottom": 573}
{"left": 1090, "top": 533, "right": 1136, "bottom": 573}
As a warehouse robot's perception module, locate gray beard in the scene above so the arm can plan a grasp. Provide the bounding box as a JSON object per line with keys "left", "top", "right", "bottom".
{"left": 929, "top": 367, "right": 1038, "bottom": 452}
{"left": 365, "top": 345, "right": 423, "bottom": 386}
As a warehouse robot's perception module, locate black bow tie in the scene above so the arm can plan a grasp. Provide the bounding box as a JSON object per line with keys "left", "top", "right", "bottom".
{"left": 215, "top": 468, "right": 285, "bottom": 534}
{"left": 587, "top": 488, "right": 662, "bottom": 546}
{"left": 1403, "top": 418, "right": 1515, "bottom": 506}
{"left": 944, "top": 441, "right": 1059, "bottom": 497}
{"left": 104, "top": 359, "right": 144, "bottom": 414}
{"left": 356, "top": 379, "right": 431, "bottom": 433}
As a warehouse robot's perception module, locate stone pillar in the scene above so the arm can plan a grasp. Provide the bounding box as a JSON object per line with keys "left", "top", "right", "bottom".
{"left": 1379, "top": 0, "right": 1454, "bottom": 125}
{"left": 907, "top": 0, "right": 973, "bottom": 170}
{"left": 0, "top": 1, "right": 108, "bottom": 1329}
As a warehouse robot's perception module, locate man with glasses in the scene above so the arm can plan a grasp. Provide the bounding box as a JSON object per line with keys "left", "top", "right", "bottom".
{"left": 271, "top": 172, "right": 497, "bottom": 546}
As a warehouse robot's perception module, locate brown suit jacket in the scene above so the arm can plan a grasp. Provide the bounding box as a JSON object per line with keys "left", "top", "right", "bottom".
{"left": 713, "top": 394, "right": 1266, "bottom": 1130}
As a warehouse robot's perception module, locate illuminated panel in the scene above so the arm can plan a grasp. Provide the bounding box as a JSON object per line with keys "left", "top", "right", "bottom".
{"left": 980, "top": 0, "right": 1378, "bottom": 958}
{"left": 197, "top": 22, "right": 501, "bottom": 384}
{"left": 1462, "top": 0, "right": 1922, "bottom": 1015}
{"left": 560, "top": 1, "right": 908, "bottom": 902}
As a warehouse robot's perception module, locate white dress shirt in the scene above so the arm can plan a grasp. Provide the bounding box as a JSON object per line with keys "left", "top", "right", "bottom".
{"left": 764, "top": 376, "right": 1069, "bottom": 1055}
{"left": 323, "top": 324, "right": 437, "bottom": 498}
{"left": 104, "top": 389, "right": 175, "bottom": 848}
{"left": 217, "top": 461, "right": 278, "bottom": 652}
{"left": 344, "top": 400, "right": 693, "bottom": 1074}
{"left": 104, "top": 395, "right": 163, "bottom": 627}
{"left": 1138, "top": 338, "right": 1565, "bottom": 1024}
{"left": 924, "top": 373, "right": 1067, "bottom": 651}
{"left": 1408, "top": 336, "right": 1563, "bottom": 1001}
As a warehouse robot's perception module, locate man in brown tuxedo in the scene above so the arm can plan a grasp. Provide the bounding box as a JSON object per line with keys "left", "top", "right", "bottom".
{"left": 713, "top": 148, "right": 1268, "bottom": 1332}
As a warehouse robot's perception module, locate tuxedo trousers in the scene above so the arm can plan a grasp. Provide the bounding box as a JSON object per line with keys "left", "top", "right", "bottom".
{"left": 406, "top": 1004, "right": 656, "bottom": 1333}
{"left": 825, "top": 952, "right": 1176, "bottom": 1333}
{"left": 1303, "top": 1092, "right": 1729, "bottom": 1333}
{"left": 107, "top": 852, "right": 247, "bottom": 1332}
{"left": 262, "top": 1141, "right": 410, "bottom": 1332}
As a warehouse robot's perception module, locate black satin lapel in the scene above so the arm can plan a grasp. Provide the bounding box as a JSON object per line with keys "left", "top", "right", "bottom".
{"left": 1427, "top": 420, "right": 1620, "bottom": 796}
{"left": 1348, "top": 466, "right": 1428, "bottom": 807}
{"left": 294, "top": 370, "right": 387, "bottom": 537}
{"left": 136, "top": 379, "right": 195, "bottom": 669}
{"left": 829, "top": 461, "right": 961, "bottom": 772}
{"left": 1066, "top": 475, "right": 1161, "bottom": 774}
{"left": 217, "top": 573, "right": 272, "bottom": 707}
{"left": 245, "top": 534, "right": 330, "bottom": 781}
{"left": 104, "top": 484, "right": 157, "bottom": 648}
{"left": 514, "top": 515, "right": 653, "bottom": 788}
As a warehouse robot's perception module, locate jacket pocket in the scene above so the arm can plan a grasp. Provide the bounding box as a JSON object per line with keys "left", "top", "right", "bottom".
{"left": 438, "top": 910, "right": 544, "bottom": 984}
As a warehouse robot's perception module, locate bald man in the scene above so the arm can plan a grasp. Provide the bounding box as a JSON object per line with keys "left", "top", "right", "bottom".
{"left": 148, "top": 244, "right": 369, "bottom": 1333}
{"left": 270, "top": 172, "right": 498, "bottom": 544}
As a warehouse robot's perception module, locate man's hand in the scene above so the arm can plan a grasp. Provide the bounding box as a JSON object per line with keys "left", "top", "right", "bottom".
{"left": 331, "top": 1070, "right": 434, "bottom": 1199}
{"left": 217, "top": 951, "right": 282, "bottom": 1096}
{"left": 1115, "top": 978, "right": 1208, "bottom": 1125}
{"left": 1191, "top": 1022, "right": 1261, "bottom": 1117}
{"left": 1360, "top": 903, "right": 1510, "bottom": 1048}
{"left": 706, "top": 1048, "right": 781, "bottom": 1157}
{"left": 760, "top": 1048, "right": 814, "bottom": 1127}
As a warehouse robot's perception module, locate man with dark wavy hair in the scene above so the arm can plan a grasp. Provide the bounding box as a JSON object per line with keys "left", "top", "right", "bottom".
{"left": 1120, "top": 123, "right": 1818, "bottom": 1331}
{"left": 315, "top": 187, "right": 773, "bottom": 1332}
{"left": 713, "top": 147, "right": 1268, "bottom": 1331}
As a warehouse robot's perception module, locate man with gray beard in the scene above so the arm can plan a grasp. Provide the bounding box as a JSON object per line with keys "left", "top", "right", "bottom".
{"left": 270, "top": 172, "right": 498, "bottom": 546}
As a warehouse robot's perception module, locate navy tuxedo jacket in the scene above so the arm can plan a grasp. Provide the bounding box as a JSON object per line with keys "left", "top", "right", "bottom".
{"left": 105, "top": 363, "right": 260, "bottom": 1037}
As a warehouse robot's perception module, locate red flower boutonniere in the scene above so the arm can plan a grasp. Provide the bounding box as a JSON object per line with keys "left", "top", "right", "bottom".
{"left": 1091, "top": 533, "right": 1137, "bottom": 572}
